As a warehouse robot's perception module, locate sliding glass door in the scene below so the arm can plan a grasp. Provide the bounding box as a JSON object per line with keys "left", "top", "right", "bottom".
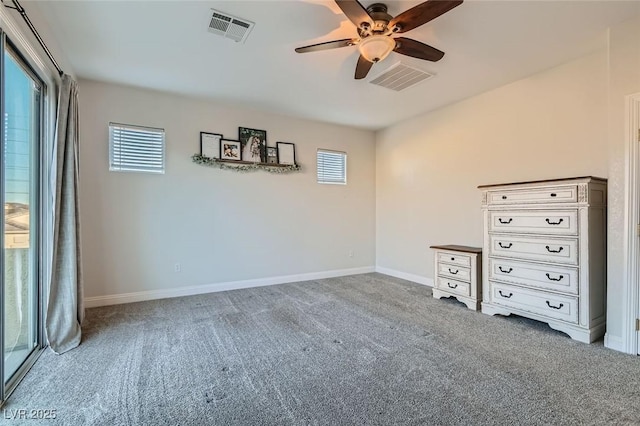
{"left": 1, "top": 31, "right": 44, "bottom": 402}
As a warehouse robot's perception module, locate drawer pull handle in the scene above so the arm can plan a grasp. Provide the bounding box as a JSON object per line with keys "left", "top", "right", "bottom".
{"left": 545, "top": 273, "right": 564, "bottom": 282}
{"left": 545, "top": 218, "right": 564, "bottom": 225}
{"left": 447, "top": 283, "right": 458, "bottom": 289}
{"left": 501, "top": 195, "right": 507, "bottom": 200}
{"left": 498, "top": 290, "right": 513, "bottom": 298}
{"left": 550, "top": 193, "right": 557, "bottom": 197}
{"left": 498, "top": 266, "right": 513, "bottom": 273}
{"left": 546, "top": 301, "right": 564, "bottom": 310}
{"left": 498, "top": 218, "right": 513, "bottom": 224}
{"left": 498, "top": 242, "right": 513, "bottom": 249}
{"left": 448, "top": 268, "right": 459, "bottom": 275}
{"left": 545, "top": 245, "right": 564, "bottom": 253}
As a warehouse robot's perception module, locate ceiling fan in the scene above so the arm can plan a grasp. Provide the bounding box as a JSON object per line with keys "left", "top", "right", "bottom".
{"left": 295, "top": 0, "right": 463, "bottom": 80}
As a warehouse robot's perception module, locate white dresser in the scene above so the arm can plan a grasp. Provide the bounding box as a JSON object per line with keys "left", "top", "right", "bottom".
{"left": 430, "top": 245, "right": 482, "bottom": 310}
{"left": 478, "top": 177, "right": 607, "bottom": 343}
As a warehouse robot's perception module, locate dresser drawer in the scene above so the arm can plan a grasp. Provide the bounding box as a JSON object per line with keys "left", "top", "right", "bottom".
{"left": 436, "top": 252, "right": 471, "bottom": 268}
{"left": 437, "top": 263, "right": 471, "bottom": 282}
{"left": 489, "top": 235, "right": 578, "bottom": 265}
{"left": 491, "top": 282, "right": 578, "bottom": 324}
{"left": 489, "top": 258, "right": 578, "bottom": 294}
{"left": 436, "top": 277, "right": 470, "bottom": 297}
{"left": 488, "top": 186, "right": 577, "bottom": 205}
{"left": 489, "top": 210, "right": 578, "bottom": 236}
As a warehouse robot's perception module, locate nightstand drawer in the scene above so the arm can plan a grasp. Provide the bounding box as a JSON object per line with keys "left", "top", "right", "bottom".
{"left": 438, "top": 263, "right": 471, "bottom": 282}
{"left": 436, "top": 277, "right": 470, "bottom": 297}
{"left": 437, "top": 252, "right": 471, "bottom": 268}
{"left": 489, "top": 235, "right": 578, "bottom": 265}
{"left": 488, "top": 186, "right": 577, "bottom": 205}
{"left": 491, "top": 282, "right": 578, "bottom": 324}
{"left": 489, "top": 210, "right": 578, "bottom": 236}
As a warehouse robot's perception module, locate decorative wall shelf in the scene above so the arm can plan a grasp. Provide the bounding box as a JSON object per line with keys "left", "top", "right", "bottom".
{"left": 192, "top": 154, "right": 301, "bottom": 173}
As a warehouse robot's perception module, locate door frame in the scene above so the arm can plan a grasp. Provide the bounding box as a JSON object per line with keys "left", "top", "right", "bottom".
{"left": 0, "top": 4, "right": 58, "bottom": 405}
{"left": 2, "top": 37, "right": 46, "bottom": 398}
{"left": 0, "top": 27, "right": 5, "bottom": 405}
{"left": 623, "top": 92, "right": 640, "bottom": 355}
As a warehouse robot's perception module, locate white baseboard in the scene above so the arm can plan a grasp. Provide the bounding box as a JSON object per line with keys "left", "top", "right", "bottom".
{"left": 375, "top": 266, "right": 433, "bottom": 287}
{"left": 84, "top": 266, "right": 376, "bottom": 308}
{"left": 604, "top": 333, "right": 629, "bottom": 353}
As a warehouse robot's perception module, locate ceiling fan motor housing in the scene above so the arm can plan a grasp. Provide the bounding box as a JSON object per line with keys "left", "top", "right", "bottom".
{"left": 362, "top": 3, "right": 392, "bottom": 34}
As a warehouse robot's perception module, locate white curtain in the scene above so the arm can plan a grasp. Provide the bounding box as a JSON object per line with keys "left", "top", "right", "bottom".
{"left": 45, "top": 74, "right": 84, "bottom": 354}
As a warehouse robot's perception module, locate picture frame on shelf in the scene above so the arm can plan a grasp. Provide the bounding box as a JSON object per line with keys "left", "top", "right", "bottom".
{"left": 200, "top": 132, "right": 223, "bottom": 159}
{"left": 276, "top": 142, "right": 296, "bottom": 165}
{"left": 266, "top": 147, "right": 278, "bottom": 164}
{"left": 239, "top": 127, "right": 267, "bottom": 163}
{"left": 220, "top": 139, "right": 242, "bottom": 161}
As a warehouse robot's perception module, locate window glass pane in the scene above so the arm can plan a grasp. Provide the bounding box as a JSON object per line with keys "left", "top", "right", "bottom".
{"left": 3, "top": 46, "right": 40, "bottom": 382}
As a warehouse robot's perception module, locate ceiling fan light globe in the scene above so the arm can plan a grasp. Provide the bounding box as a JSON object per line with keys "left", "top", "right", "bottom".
{"left": 358, "top": 35, "right": 395, "bottom": 63}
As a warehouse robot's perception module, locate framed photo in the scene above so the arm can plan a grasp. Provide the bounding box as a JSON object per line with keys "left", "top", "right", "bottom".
{"left": 200, "top": 132, "right": 222, "bottom": 159}
{"left": 220, "top": 139, "right": 242, "bottom": 161}
{"left": 276, "top": 142, "right": 296, "bottom": 165}
{"left": 239, "top": 127, "right": 267, "bottom": 163}
{"left": 266, "top": 147, "right": 278, "bottom": 164}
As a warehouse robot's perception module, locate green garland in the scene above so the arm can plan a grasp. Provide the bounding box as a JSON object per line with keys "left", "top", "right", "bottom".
{"left": 191, "top": 154, "right": 301, "bottom": 173}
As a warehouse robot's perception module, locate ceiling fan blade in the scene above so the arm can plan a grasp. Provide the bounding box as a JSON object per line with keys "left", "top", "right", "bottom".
{"left": 335, "top": 0, "right": 373, "bottom": 29}
{"left": 355, "top": 55, "right": 374, "bottom": 80}
{"left": 295, "top": 39, "right": 357, "bottom": 54}
{"left": 393, "top": 37, "right": 444, "bottom": 62}
{"left": 389, "top": 0, "right": 463, "bottom": 34}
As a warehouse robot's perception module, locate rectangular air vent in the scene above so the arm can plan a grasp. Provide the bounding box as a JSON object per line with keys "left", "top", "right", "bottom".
{"left": 369, "top": 62, "right": 434, "bottom": 91}
{"left": 208, "top": 9, "right": 254, "bottom": 43}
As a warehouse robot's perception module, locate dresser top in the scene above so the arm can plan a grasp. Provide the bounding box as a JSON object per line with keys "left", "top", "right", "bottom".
{"left": 430, "top": 244, "right": 482, "bottom": 253}
{"left": 477, "top": 176, "right": 606, "bottom": 189}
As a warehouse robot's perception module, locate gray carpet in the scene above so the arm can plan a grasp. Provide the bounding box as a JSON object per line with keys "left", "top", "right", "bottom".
{"left": 5, "top": 273, "right": 640, "bottom": 425}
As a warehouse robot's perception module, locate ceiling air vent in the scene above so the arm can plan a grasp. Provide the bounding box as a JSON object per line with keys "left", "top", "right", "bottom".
{"left": 369, "top": 62, "right": 434, "bottom": 91}
{"left": 208, "top": 9, "right": 254, "bottom": 43}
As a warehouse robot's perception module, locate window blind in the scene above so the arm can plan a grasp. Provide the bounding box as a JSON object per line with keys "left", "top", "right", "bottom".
{"left": 317, "top": 149, "right": 346, "bottom": 184}
{"left": 109, "top": 123, "right": 165, "bottom": 173}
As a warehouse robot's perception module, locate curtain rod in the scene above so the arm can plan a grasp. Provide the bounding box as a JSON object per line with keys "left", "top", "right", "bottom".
{"left": 2, "top": 0, "right": 64, "bottom": 76}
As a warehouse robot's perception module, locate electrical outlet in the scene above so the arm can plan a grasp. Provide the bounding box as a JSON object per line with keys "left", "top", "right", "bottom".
{"left": 174, "top": 263, "right": 181, "bottom": 273}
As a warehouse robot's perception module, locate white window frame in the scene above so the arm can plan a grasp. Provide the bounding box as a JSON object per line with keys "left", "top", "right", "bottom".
{"left": 109, "top": 122, "right": 165, "bottom": 174}
{"left": 317, "top": 149, "right": 347, "bottom": 185}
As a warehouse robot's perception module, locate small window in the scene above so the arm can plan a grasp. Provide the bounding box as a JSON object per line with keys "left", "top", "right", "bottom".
{"left": 317, "top": 149, "right": 346, "bottom": 185}
{"left": 109, "top": 122, "right": 165, "bottom": 174}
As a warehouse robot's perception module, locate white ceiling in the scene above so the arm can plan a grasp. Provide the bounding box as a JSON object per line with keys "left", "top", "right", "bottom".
{"left": 30, "top": 0, "right": 640, "bottom": 130}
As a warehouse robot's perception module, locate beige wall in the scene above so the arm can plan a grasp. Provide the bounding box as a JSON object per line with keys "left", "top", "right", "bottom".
{"left": 78, "top": 80, "right": 376, "bottom": 300}
{"left": 376, "top": 50, "right": 609, "bottom": 281}
{"left": 606, "top": 14, "right": 640, "bottom": 348}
